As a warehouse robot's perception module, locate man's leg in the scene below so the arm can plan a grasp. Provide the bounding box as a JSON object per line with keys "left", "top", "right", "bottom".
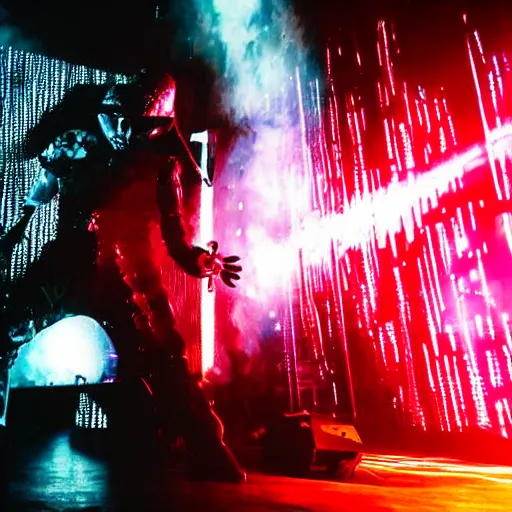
{"left": 107, "top": 229, "right": 245, "bottom": 482}
{"left": 150, "top": 341, "right": 246, "bottom": 482}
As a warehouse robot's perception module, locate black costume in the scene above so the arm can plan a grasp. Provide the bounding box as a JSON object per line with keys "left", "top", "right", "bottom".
{"left": 0, "top": 78, "right": 244, "bottom": 482}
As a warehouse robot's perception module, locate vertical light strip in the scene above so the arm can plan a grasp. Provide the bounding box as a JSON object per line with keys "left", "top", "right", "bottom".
{"left": 0, "top": 47, "right": 131, "bottom": 426}
{"left": 190, "top": 131, "right": 215, "bottom": 374}
{"left": 0, "top": 370, "right": 10, "bottom": 427}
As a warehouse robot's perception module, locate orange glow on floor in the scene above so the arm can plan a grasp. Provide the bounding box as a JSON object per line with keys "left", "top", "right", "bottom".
{"left": 360, "top": 454, "right": 512, "bottom": 484}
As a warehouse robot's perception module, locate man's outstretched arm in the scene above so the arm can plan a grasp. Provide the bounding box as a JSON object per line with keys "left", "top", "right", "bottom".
{"left": 157, "top": 158, "right": 208, "bottom": 277}
{"left": 157, "top": 158, "right": 242, "bottom": 287}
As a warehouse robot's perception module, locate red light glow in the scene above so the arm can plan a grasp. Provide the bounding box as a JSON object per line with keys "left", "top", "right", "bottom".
{"left": 213, "top": 18, "right": 512, "bottom": 440}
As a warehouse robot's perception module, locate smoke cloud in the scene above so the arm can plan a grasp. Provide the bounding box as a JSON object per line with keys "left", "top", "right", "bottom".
{"left": 188, "top": 0, "right": 314, "bottom": 360}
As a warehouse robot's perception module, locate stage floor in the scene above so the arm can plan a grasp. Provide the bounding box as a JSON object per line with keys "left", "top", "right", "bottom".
{"left": 4, "top": 430, "right": 512, "bottom": 511}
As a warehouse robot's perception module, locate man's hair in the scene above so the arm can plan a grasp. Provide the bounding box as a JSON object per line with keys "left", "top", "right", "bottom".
{"left": 24, "top": 84, "right": 110, "bottom": 158}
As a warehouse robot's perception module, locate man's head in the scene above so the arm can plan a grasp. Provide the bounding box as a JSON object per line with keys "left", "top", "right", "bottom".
{"left": 97, "top": 74, "right": 178, "bottom": 149}
{"left": 97, "top": 86, "right": 134, "bottom": 151}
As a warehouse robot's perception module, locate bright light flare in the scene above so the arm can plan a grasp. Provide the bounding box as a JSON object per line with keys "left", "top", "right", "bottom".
{"left": 300, "top": 126, "right": 512, "bottom": 259}
{"left": 235, "top": 126, "right": 512, "bottom": 295}
{"left": 191, "top": 131, "right": 216, "bottom": 374}
{"left": 10, "top": 315, "right": 118, "bottom": 388}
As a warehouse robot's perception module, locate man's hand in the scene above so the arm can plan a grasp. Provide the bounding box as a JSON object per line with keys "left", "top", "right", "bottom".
{"left": 198, "top": 242, "right": 242, "bottom": 289}
{"left": 218, "top": 255, "right": 242, "bottom": 288}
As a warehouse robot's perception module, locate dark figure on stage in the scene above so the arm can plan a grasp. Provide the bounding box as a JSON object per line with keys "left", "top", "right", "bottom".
{"left": 0, "top": 74, "right": 245, "bottom": 482}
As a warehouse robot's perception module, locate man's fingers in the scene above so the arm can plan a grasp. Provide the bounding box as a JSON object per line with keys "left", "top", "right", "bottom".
{"left": 223, "top": 264, "right": 242, "bottom": 273}
{"left": 223, "top": 255, "right": 241, "bottom": 264}
{"left": 220, "top": 272, "right": 238, "bottom": 288}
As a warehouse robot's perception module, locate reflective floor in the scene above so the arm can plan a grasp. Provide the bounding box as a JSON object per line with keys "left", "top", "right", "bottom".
{"left": 4, "top": 430, "right": 512, "bottom": 511}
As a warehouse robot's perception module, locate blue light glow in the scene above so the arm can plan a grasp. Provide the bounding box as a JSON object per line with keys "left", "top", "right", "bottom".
{"left": 10, "top": 315, "right": 118, "bottom": 388}
{"left": 195, "top": 0, "right": 304, "bottom": 120}
{"left": 192, "top": 0, "right": 312, "bottom": 361}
